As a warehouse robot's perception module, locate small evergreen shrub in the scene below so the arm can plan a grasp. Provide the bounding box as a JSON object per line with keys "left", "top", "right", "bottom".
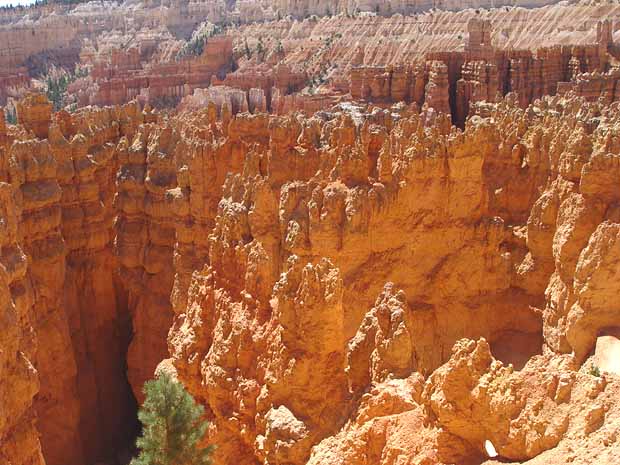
{"left": 256, "top": 37, "right": 265, "bottom": 58}
{"left": 176, "top": 23, "right": 224, "bottom": 60}
{"left": 244, "top": 38, "right": 252, "bottom": 59}
{"left": 4, "top": 105, "right": 17, "bottom": 125}
{"left": 275, "top": 40, "right": 284, "bottom": 54}
{"left": 131, "top": 373, "right": 214, "bottom": 465}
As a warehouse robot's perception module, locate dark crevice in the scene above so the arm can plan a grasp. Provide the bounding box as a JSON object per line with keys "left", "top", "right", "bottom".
{"left": 62, "top": 263, "right": 141, "bottom": 465}
{"left": 101, "top": 272, "right": 141, "bottom": 465}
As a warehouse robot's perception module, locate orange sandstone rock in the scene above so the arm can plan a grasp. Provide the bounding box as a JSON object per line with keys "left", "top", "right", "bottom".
{"left": 4, "top": 14, "right": 620, "bottom": 465}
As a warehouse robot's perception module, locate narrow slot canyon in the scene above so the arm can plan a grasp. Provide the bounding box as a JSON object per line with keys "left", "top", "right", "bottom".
{"left": 34, "top": 274, "right": 140, "bottom": 465}
{"left": 56, "top": 264, "right": 140, "bottom": 465}
{"left": 0, "top": 97, "right": 157, "bottom": 465}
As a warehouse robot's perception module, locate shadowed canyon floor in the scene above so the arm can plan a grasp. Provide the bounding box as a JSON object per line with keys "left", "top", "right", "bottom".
{"left": 1, "top": 2, "right": 620, "bottom": 465}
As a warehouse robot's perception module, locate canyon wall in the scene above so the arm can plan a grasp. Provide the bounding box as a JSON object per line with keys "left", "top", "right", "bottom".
{"left": 73, "top": 36, "right": 235, "bottom": 109}
{"left": 346, "top": 18, "right": 613, "bottom": 125}
{"left": 0, "top": 107, "right": 43, "bottom": 465}
{"left": 65, "top": 12, "right": 620, "bottom": 124}
{"left": 162, "top": 90, "right": 620, "bottom": 465}
{"left": 2, "top": 3, "right": 620, "bottom": 465}
{"left": 4, "top": 0, "right": 620, "bottom": 109}
{"left": 0, "top": 96, "right": 144, "bottom": 465}
{"left": 5, "top": 88, "right": 620, "bottom": 465}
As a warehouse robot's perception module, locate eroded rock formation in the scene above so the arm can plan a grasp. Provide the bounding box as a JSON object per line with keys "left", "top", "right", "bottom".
{"left": 160, "top": 91, "right": 620, "bottom": 465}
{"left": 5, "top": 74, "right": 620, "bottom": 465}
{"left": 5, "top": 0, "right": 620, "bottom": 117}
{"left": 2, "top": 3, "right": 620, "bottom": 465}
{"left": 0, "top": 97, "right": 142, "bottom": 465}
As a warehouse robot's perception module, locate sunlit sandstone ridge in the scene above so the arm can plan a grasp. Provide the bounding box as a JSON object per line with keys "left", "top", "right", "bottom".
{"left": 5, "top": 0, "right": 620, "bottom": 118}
{"left": 2, "top": 86, "right": 620, "bottom": 465}
{"left": 1, "top": 2, "right": 620, "bottom": 465}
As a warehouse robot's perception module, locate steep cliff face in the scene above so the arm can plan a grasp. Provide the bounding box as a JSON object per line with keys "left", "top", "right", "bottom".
{"left": 0, "top": 135, "right": 43, "bottom": 465}
{"left": 2, "top": 3, "right": 620, "bottom": 465}
{"left": 115, "top": 116, "right": 179, "bottom": 403}
{"left": 56, "top": 105, "right": 142, "bottom": 464}
{"left": 3, "top": 43, "right": 620, "bottom": 465}
{"left": 159, "top": 94, "right": 620, "bottom": 465}
{"left": 0, "top": 98, "right": 143, "bottom": 465}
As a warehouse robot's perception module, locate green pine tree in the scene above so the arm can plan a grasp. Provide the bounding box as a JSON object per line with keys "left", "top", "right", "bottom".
{"left": 131, "top": 373, "right": 214, "bottom": 465}
{"left": 256, "top": 37, "right": 265, "bottom": 61}
{"left": 5, "top": 106, "right": 17, "bottom": 125}
{"left": 244, "top": 38, "right": 252, "bottom": 59}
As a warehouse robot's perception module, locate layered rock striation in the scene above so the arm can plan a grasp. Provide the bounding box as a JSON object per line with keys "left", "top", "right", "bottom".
{"left": 4, "top": 84, "right": 620, "bottom": 465}
{"left": 0, "top": 96, "right": 143, "bottom": 465}
{"left": 5, "top": 0, "right": 620, "bottom": 114}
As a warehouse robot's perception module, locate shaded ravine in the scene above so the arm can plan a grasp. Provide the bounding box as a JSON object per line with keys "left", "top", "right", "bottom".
{"left": 0, "top": 98, "right": 148, "bottom": 465}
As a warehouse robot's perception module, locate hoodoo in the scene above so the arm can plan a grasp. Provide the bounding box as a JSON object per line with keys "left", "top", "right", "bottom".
{"left": 1, "top": 1, "right": 620, "bottom": 465}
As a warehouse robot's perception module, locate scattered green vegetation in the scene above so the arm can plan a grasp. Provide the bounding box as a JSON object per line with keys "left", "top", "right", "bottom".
{"left": 275, "top": 40, "right": 284, "bottom": 55}
{"left": 244, "top": 38, "right": 252, "bottom": 59}
{"left": 131, "top": 372, "right": 214, "bottom": 465}
{"left": 4, "top": 105, "right": 17, "bottom": 125}
{"left": 256, "top": 36, "right": 266, "bottom": 62}
{"left": 306, "top": 65, "right": 330, "bottom": 95}
{"left": 44, "top": 65, "right": 88, "bottom": 112}
{"left": 1, "top": 0, "right": 89, "bottom": 8}
{"left": 589, "top": 364, "right": 601, "bottom": 377}
{"left": 150, "top": 95, "right": 181, "bottom": 110}
{"left": 176, "top": 23, "right": 224, "bottom": 61}
{"left": 45, "top": 74, "right": 70, "bottom": 112}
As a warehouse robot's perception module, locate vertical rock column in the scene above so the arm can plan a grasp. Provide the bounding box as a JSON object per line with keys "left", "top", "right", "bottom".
{"left": 0, "top": 108, "right": 6, "bottom": 145}
{"left": 169, "top": 123, "right": 223, "bottom": 315}
{"left": 456, "top": 60, "right": 499, "bottom": 126}
{"left": 0, "top": 176, "right": 43, "bottom": 465}
{"left": 8, "top": 138, "right": 84, "bottom": 465}
{"left": 424, "top": 61, "right": 451, "bottom": 118}
{"left": 16, "top": 94, "right": 52, "bottom": 140}
{"left": 115, "top": 124, "right": 175, "bottom": 402}
{"left": 59, "top": 119, "right": 138, "bottom": 464}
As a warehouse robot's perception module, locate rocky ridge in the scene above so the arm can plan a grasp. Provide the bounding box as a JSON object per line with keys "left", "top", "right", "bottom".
{"left": 2, "top": 87, "right": 620, "bottom": 465}
{"left": 4, "top": 0, "right": 620, "bottom": 119}
{"left": 1, "top": 2, "right": 620, "bottom": 465}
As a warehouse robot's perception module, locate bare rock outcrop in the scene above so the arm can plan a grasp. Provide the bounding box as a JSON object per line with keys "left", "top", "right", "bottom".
{"left": 162, "top": 94, "right": 620, "bottom": 465}
{"left": 0, "top": 96, "right": 142, "bottom": 465}
{"left": 0, "top": 180, "right": 43, "bottom": 465}
{"left": 4, "top": 7, "right": 620, "bottom": 465}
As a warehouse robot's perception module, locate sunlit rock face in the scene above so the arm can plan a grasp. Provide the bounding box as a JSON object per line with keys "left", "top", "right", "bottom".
{"left": 164, "top": 92, "right": 620, "bottom": 465}
{"left": 2, "top": 2, "right": 620, "bottom": 465}
{"left": 0, "top": 97, "right": 142, "bottom": 465}
{"left": 4, "top": 83, "right": 620, "bottom": 465}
